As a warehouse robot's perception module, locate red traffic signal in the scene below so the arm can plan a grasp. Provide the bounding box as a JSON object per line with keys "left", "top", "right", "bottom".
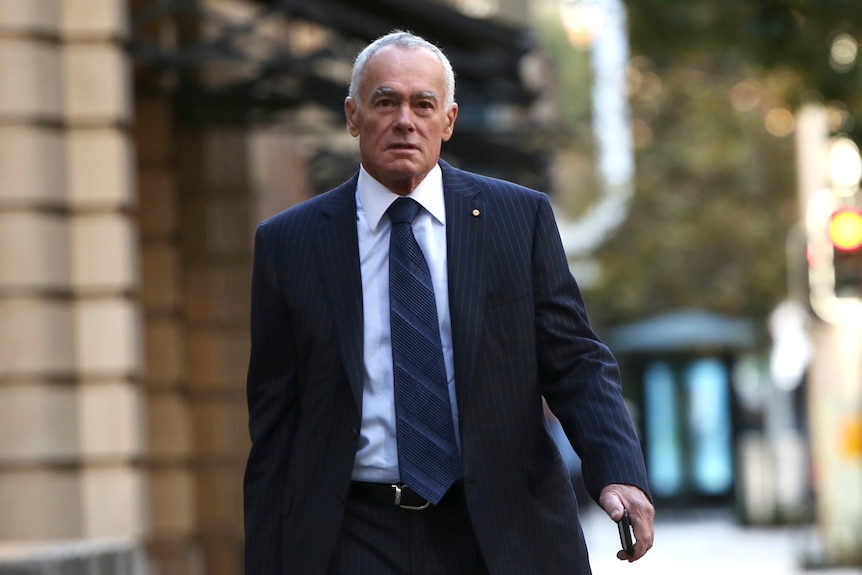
{"left": 829, "top": 208, "right": 862, "bottom": 252}
{"left": 829, "top": 207, "right": 862, "bottom": 299}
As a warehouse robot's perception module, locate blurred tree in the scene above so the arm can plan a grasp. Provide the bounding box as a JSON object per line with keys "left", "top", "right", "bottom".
{"left": 588, "top": 56, "right": 799, "bottom": 327}
{"left": 534, "top": 10, "right": 601, "bottom": 218}
{"left": 625, "top": 0, "right": 862, "bottom": 119}
{"left": 559, "top": 1, "right": 862, "bottom": 329}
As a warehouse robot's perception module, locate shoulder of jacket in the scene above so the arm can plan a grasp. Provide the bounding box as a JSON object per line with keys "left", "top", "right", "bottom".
{"left": 452, "top": 166, "right": 546, "bottom": 202}
{"left": 257, "top": 179, "right": 355, "bottom": 234}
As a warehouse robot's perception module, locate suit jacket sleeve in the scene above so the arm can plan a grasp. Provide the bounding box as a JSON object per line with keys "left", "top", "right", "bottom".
{"left": 530, "top": 194, "right": 650, "bottom": 502}
{"left": 244, "top": 222, "right": 300, "bottom": 574}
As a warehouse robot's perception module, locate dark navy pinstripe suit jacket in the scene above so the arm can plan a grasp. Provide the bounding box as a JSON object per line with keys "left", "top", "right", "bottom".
{"left": 244, "top": 160, "right": 650, "bottom": 575}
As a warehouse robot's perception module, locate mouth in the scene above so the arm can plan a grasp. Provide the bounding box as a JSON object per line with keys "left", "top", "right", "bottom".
{"left": 387, "top": 143, "right": 418, "bottom": 152}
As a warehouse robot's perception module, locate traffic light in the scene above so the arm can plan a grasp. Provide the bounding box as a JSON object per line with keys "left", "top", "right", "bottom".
{"left": 829, "top": 207, "right": 862, "bottom": 298}
{"left": 806, "top": 189, "right": 862, "bottom": 322}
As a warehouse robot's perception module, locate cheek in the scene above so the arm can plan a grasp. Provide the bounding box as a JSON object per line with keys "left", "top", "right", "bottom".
{"left": 364, "top": 121, "right": 389, "bottom": 141}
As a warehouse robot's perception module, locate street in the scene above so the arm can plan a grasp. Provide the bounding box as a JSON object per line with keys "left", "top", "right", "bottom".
{"left": 581, "top": 507, "right": 862, "bottom": 575}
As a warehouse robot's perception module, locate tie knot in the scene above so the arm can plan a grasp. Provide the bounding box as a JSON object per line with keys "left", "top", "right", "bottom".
{"left": 387, "top": 197, "right": 421, "bottom": 225}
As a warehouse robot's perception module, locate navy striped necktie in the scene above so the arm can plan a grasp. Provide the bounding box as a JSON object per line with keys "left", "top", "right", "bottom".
{"left": 387, "top": 197, "right": 460, "bottom": 504}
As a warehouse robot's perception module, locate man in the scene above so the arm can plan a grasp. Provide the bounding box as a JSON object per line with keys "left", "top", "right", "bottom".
{"left": 244, "top": 31, "right": 654, "bottom": 575}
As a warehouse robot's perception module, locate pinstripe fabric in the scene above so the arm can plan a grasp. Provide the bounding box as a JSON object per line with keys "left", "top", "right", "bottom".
{"left": 244, "top": 161, "right": 650, "bottom": 575}
{"left": 327, "top": 495, "right": 489, "bottom": 575}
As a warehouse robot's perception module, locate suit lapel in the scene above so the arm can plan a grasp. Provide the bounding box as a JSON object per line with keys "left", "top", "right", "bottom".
{"left": 314, "top": 175, "right": 365, "bottom": 408}
{"left": 441, "top": 161, "right": 486, "bottom": 395}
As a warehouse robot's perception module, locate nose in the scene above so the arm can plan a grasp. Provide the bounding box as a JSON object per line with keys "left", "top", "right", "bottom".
{"left": 394, "top": 103, "right": 415, "bottom": 132}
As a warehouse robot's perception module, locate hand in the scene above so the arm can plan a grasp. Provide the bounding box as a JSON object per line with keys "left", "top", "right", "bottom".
{"left": 599, "top": 483, "right": 655, "bottom": 562}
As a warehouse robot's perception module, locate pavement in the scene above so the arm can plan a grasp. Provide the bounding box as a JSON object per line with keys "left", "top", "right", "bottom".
{"left": 580, "top": 507, "right": 862, "bottom": 575}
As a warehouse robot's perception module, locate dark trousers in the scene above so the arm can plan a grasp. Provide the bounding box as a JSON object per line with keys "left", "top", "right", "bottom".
{"left": 326, "top": 483, "right": 490, "bottom": 575}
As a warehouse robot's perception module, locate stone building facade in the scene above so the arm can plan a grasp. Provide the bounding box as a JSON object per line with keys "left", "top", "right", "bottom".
{"left": 0, "top": 1, "right": 252, "bottom": 573}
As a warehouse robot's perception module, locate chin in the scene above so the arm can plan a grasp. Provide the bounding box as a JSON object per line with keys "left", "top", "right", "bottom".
{"left": 384, "top": 159, "right": 423, "bottom": 175}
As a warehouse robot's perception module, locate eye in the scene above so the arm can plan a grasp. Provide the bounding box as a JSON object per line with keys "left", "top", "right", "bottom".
{"left": 415, "top": 100, "right": 435, "bottom": 113}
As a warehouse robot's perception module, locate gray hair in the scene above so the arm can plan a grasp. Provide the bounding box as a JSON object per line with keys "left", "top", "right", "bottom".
{"left": 348, "top": 31, "right": 456, "bottom": 110}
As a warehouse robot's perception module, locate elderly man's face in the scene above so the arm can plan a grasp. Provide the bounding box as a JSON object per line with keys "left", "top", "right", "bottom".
{"left": 345, "top": 45, "right": 457, "bottom": 196}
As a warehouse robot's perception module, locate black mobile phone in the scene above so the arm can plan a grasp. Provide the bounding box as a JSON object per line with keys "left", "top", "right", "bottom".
{"left": 617, "top": 509, "right": 635, "bottom": 556}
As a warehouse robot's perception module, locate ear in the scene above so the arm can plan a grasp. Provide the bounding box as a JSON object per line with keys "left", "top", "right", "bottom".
{"left": 441, "top": 102, "right": 458, "bottom": 142}
{"left": 345, "top": 97, "right": 360, "bottom": 137}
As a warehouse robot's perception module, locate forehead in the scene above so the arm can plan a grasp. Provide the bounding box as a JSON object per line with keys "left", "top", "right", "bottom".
{"left": 361, "top": 45, "right": 446, "bottom": 97}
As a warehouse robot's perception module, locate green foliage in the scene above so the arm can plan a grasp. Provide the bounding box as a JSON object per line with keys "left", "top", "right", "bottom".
{"left": 536, "top": 1, "right": 862, "bottom": 329}
{"left": 586, "top": 55, "right": 798, "bottom": 328}
{"left": 584, "top": 3, "right": 832, "bottom": 328}
{"left": 536, "top": 13, "right": 594, "bottom": 138}
{"left": 533, "top": 13, "right": 603, "bottom": 217}
{"left": 625, "top": 0, "right": 862, "bottom": 127}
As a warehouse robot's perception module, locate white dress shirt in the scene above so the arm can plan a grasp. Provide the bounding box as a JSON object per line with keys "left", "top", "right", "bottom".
{"left": 351, "top": 164, "right": 460, "bottom": 483}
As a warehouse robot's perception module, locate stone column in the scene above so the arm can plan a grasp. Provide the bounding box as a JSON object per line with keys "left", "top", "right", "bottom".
{"left": 0, "top": 0, "right": 77, "bottom": 540}
{"left": 0, "top": 0, "right": 146, "bottom": 544}
{"left": 63, "top": 0, "right": 146, "bottom": 541}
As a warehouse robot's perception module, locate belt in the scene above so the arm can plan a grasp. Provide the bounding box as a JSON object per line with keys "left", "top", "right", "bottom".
{"left": 349, "top": 481, "right": 466, "bottom": 511}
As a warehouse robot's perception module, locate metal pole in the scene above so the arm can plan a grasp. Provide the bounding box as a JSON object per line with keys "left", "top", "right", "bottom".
{"left": 798, "top": 103, "right": 862, "bottom": 567}
{"left": 556, "top": 0, "right": 634, "bottom": 259}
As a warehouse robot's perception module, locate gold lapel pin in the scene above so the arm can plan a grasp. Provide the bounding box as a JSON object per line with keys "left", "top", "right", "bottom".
{"left": 472, "top": 209, "right": 481, "bottom": 217}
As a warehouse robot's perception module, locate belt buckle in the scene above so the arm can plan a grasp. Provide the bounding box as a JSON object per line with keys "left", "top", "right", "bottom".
{"left": 393, "top": 484, "right": 431, "bottom": 511}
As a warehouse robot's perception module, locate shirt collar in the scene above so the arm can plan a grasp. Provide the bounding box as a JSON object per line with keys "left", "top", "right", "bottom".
{"left": 358, "top": 164, "right": 445, "bottom": 232}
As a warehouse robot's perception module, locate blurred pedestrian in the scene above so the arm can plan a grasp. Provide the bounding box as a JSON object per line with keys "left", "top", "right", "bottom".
{"left": 244, "top": 30, "right": 654, "bottom": 575}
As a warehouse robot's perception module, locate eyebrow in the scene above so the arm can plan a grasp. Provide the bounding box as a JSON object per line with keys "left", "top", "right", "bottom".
{"left": 413, "top": 91, "right": 439, "bottom": 103}
{"left": 370, "top": 87, "right": 439, "bottom": 103}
